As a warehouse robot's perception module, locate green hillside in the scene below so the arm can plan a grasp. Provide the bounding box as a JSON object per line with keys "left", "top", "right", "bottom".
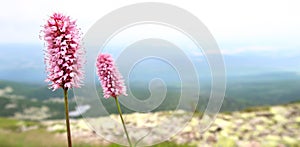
{"left": 0, "top": 80, "right": 73, "bottom": 100}
{"left": 1, "top": 72, "right": 300, "bottom": 119}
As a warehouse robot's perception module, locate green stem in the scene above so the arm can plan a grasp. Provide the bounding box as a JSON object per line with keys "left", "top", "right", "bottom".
{"left": 114, "top": 97, "right": 132, "bottom": 147}
{"left": 64, "top": 88, "right": 72, "bottom": 147}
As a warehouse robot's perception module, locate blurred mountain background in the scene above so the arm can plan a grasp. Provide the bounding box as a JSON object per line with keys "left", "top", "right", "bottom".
{"left": 1, "top": 0, "right": 300, "bottom": 146}
{"left": 1, "top": 44, "right": 300, "bottom": 119}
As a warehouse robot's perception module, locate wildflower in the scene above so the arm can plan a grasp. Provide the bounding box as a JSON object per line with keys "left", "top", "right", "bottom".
{"left": 96, "top": 53, "right": 127, "bottom": 98}
{"left": 41, "top": 13, "right": 84, "bottom": 147}
{"left": 42, "top": 13, "right": 84, "bottom": 91}
{"left": 96, "top": 53, "right": 132, "bottom": 146}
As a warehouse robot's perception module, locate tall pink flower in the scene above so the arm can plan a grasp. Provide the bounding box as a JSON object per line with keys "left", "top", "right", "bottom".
{"left": 96, "top": 53, "right": 127, "bottom": 98}
{"left": 41, "top": 13, "right": 84, "bottom": 91}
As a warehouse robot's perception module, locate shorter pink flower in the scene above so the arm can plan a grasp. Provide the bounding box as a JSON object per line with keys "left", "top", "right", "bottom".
{"left": 96, "top": 53, "right": 127, "bottom": 98}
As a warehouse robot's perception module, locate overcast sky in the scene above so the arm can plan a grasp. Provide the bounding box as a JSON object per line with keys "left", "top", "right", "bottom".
{"left": 0, "top": 0, "right": 299, "bottom": 83}
{"left": 0, "top": 0, "right": 299, "bottom": 56}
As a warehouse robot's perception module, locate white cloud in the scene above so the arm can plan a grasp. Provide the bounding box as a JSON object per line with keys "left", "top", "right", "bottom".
{"left": 222, "top": 45, "right": 276, "bottom": 55}
{"left": 0, "top": 0, "right": 299, "bottom": 53}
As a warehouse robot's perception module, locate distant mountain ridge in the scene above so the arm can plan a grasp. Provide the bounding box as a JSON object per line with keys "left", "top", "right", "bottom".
{"left": 1, "top": 44, "right": 300, "bottom": 83}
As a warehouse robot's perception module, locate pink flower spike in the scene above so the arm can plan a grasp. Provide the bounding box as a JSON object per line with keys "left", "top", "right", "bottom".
{"left": 41, "top": 13, "right": 84, "bottom": 91}
{"left": 96, "top": 53, "right": 127, "bottom": 99}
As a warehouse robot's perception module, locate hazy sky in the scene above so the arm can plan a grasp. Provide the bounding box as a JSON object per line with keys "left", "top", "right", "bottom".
{"left": 0, "top": 0, "right": 299, "bottom": 82}
{"left": 0, "top": 0, "right": 299, "bottom": 57}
